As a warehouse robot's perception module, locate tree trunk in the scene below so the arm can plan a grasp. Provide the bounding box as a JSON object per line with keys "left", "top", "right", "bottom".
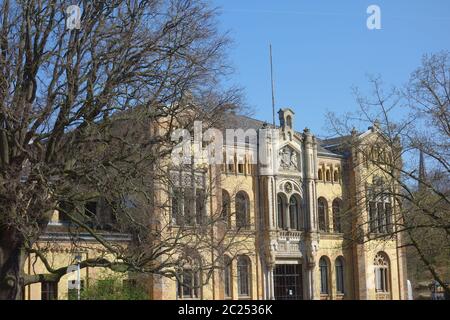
{"left": 0, "top": 230, "right": 26, "bottom": 300}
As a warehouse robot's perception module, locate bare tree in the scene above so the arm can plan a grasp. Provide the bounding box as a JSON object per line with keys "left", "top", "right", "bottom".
{"left": 0, "top": 0, "right": 248, "bottom": 300}
{"left": 326, "top": 51, "right": 450, "bottom": 298}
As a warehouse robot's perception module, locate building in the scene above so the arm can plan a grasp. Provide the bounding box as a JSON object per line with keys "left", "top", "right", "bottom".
{"left": 24, "top": 108, "right": 408, "bottom": 300}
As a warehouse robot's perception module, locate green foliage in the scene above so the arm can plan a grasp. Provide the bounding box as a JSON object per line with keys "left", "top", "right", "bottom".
{"left": 79, "top": 275, "right": 148, "bottom": 300}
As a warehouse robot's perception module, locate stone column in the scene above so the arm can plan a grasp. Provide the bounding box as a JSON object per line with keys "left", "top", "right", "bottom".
{"left": 268, "top": 264, "right": 275, "bottom": 300}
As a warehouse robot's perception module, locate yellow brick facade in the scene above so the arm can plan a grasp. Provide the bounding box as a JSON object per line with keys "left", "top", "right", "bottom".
{"left": 23, "top": 108, "right": 408, "bottom": 300}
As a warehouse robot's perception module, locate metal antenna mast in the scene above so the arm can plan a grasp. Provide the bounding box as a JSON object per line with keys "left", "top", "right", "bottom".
{"left": 270, "top": 44, "right": 276, "bottom": 127}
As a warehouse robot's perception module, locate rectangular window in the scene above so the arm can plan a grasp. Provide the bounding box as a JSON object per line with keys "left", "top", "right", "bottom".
{"left": 238, "top": 163, "right": 244, "bottom": 174}
{"left": 85, "top": 201, "right": 98, "bottom": 217}
{"left": 224, "top": 264, "right": 232, "bottom": 298}
{"left": 375, "top": 268, "right": 389, "bottom": 292}
{"left": 336, "top": 265, "right": 344, "bottom": 294}
{"left": 377, "top": 202, "right": 385, "bottom": 233}
{"left": 172, "top": 185, "right": 207, "bottom": 227}
{"left": 184, "top": 188, "right": 195, "bottom": 226}
{"left": 41, "top": 282, "right": 58, "bottom": 300}
{"left": 195, "top": 189, "right": 206, "bottom": 225}
{"left": 237, "top": 265, "right": 249, "bottom": 297}
{"left": 320, "top": 266, "right": 329, "bottom": 294}
{"left": 172, "top": 187, "right": 182, "bottom": 225}
{"left": 178, "top": 270, "right": 200, "bottom": 299}
{"left": 369, "top": 201, "right": 377, "bottom": 233}
{"left": 385, "top": 203, "right": 392, "bottom": 233}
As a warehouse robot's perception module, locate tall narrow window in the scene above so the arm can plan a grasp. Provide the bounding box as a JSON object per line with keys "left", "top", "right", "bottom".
{"left": 374, "top": 252, "right": 390, "bottom": 295}
{"left": 332, "top": 199, "right": 342, "bottom": 233}
{"left": 223, "top": 256, "right": 232, "bottom": 299}
{"left": 335, "top": 257, "right": 345, "bottom": 294}
{"left": 286, "top": 115, "right": 292, "bottom": 128}
{"left": 318, "top": 169, "right": 323, "bottom": 181}
{"left": 222, "top": 190, "right": 231, "bottom": 226}
{"left": 369, "top": 201, "right": 377, "bottom": 233}
{"left": 172, "top": 187, "right": 182, "bottom": 225}
{"left": 195, "top": 189, "right": 206, "bottom": 225}
{"left": 318, "top": 198, "right": 328, "bottom": 232}
{"left": 377, "top": 202, "right": 385, "bottom": 233}
{"left": 319, "top": 257, "right": 329, "bottom": 295}
{"left": 184, "top": 188, "right": 195, "bottom": 226}
{"left": 41, "top": 282, "right": 58, "bottom": 300}
{"left": 237, "top": 256, "right": 251, "bottom": 297}
{"left": 178, "top": 269, "right": 200, "bottom": 299}
{"left": 289, "top": 196, "right": 299, "bottom": 230}
{"left": 236, "top": 191, "right": 249, "bottom": 229}
{"left": 277, "top": 194, "right": 285, "bottom": 229}
{"left": 385, "top": 203, "right": 393, "bottom": 233}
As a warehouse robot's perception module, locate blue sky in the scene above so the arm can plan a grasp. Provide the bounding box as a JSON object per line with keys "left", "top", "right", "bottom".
{"left": 212, "top": 0, "right": 450, "bottom": 138}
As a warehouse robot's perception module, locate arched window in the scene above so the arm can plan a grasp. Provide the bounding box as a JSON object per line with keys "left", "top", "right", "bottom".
{"left": 223, "top": 255, "right": 232, "bottom": 298}
{"left": 374, "top": 252, "right": 390, "bottom": 294}
{"left": 334, "top": 170, "right": 339, "bottom": 182}
{"left": 222, "top": 190, "right": 231, "bottom": 226}
{"left": 286, "top": 115, "right": 292, "bottom": 128}
{"left": 236, "top": 191, "right": 250, "bottom": 229}
{"left": 335, "top": 257, "right": 345, "bottom": 294}
{"left": 277, "top": 194, "right": 285, "bottom": 229}
{"left": 325, "top": 170, "right": 331, "bottom": 182}
{"left": 318, "top": 169, "right": 323, "bottom": 181}
{"left": 289, "top": 196, "right": 300, "bottom": 230}
{"left": 332, "top": 199, "right": 342, "bottom": 233}
{"left": 318, "top": 198, "right": 328, "bottom": 232}
{"left": 319, "top": 256, "right": 330, "bottom": 295}
{"left": 237, "top": 256, "right": 251, "bottom": 298}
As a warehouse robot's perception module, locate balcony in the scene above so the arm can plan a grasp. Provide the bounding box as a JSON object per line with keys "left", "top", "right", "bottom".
{"left": 277, "top": 230, "right": 302, "bottom": 242}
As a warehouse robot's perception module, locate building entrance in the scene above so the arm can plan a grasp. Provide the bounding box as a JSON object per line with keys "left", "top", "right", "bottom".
{"left": 273, "top": 264, "right": 303, "bottom": 300}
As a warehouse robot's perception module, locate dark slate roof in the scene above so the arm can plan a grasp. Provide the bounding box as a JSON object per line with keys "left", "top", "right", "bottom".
{"left": 219, "top": 112, "right": 270, "bottom": 131}
{"left": 319, "top": 135, "right": 353, "bottom": 157}
{"left": 321, "top": 135, "right": 352, "bottom": 148}
{"left": 219, "top": 112, "right": 346, "bottom": 158}
{"left": 316, "top": 138, "right": 342, "bottom": 157}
